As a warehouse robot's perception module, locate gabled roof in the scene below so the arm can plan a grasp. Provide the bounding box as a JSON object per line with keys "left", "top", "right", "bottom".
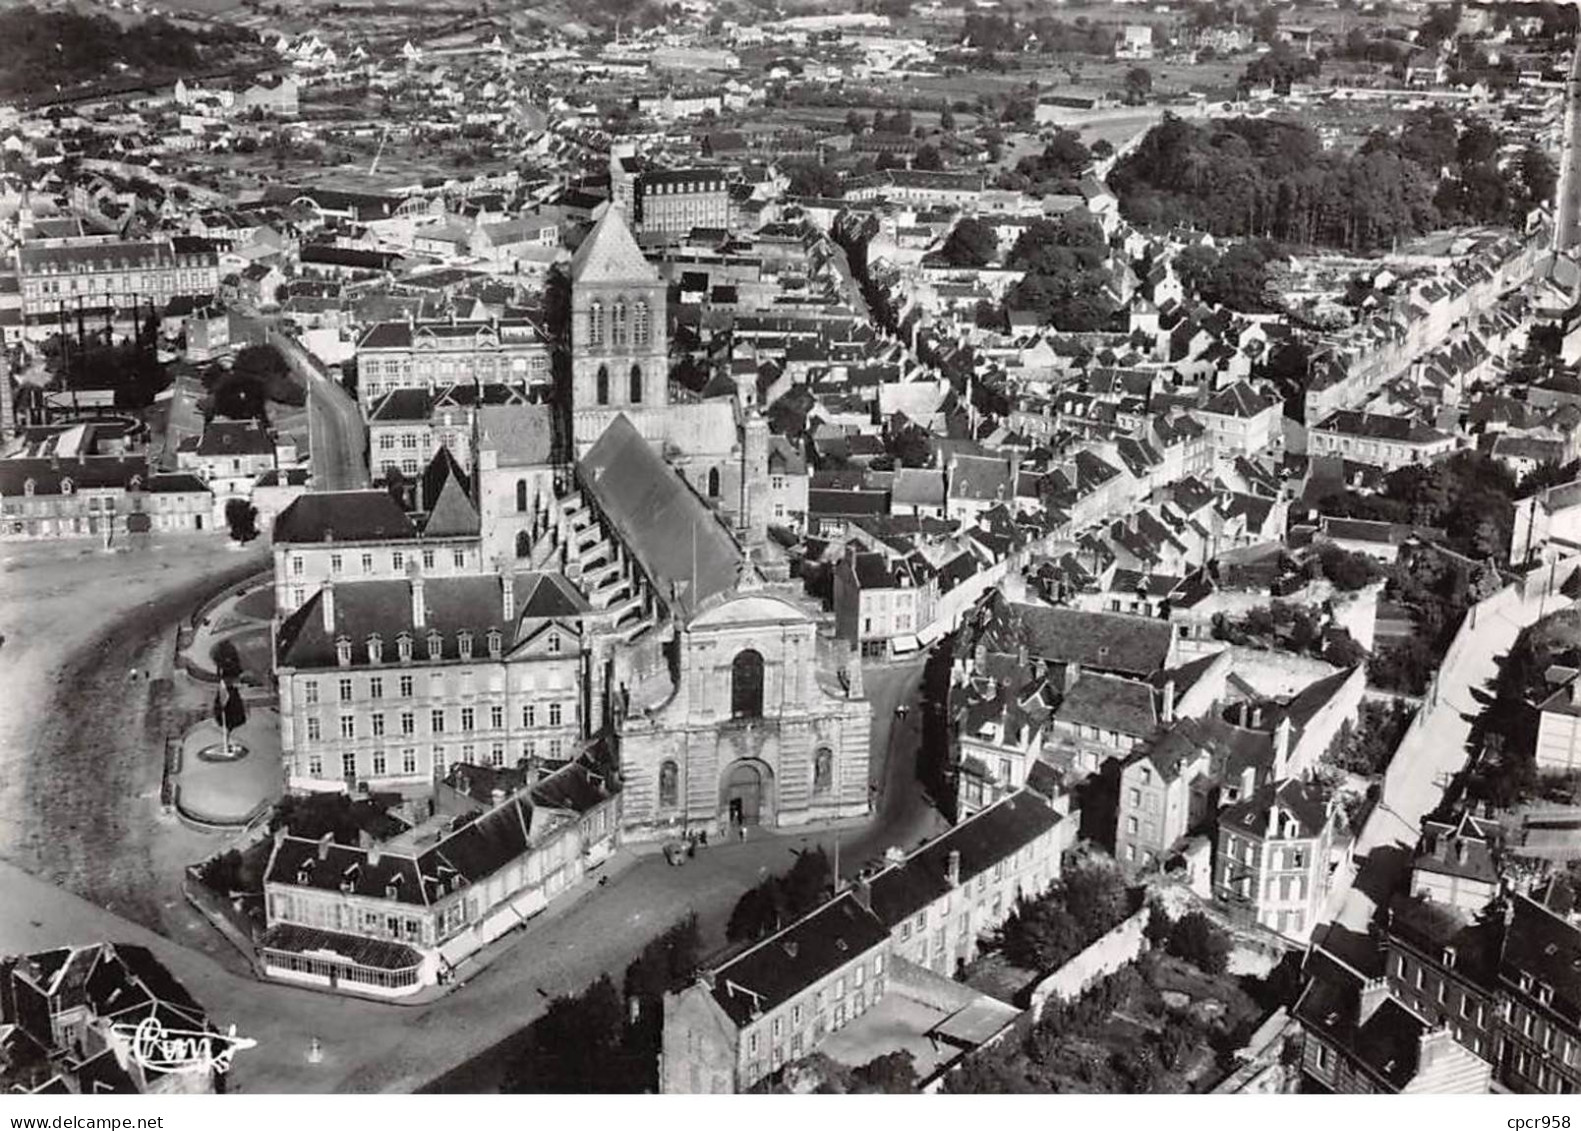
{"left": 272, "top": 490, "right": 417, "bottom": 544}
{"left": 421, "top": 470, "right": 480, "bottom": 538}
{"left": 577, "top": 414, "right": 745, "bottom": 619}
{"left": 865, "top": 791, "right": 1062, "bottom": 929}
{"left": 570, "top": 207, "right": 659, "bottom": 285}
{"left": 705, "top": 892, "right": 889, "bottom": 1028}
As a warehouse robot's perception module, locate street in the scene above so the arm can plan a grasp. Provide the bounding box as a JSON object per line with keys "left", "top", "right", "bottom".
{"left": 1316, "top": 586, "right": 1571, "bottom": 972}
{"left": 265, "top": 329, "right": 369, "bottom": 491}
{"left": 0, "top": 532, "right": 938, "bottom": 1095}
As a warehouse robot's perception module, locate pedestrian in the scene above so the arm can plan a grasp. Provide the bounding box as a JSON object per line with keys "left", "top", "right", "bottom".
{"left": 738, "top": 824, "right": 747, "bottom": 843}
{"left": 687, "top": 840, "right": 695, "bottom": 859}
{"left": 699, "top": 829, "right": 708, "bottom": 848}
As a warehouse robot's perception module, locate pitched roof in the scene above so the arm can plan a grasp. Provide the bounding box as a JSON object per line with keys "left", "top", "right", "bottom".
{"left": 570, "top": 207, "right": 659, "bottom": 285}
{"left": 578, "top": 415, "right": 746, "bottom": 618}
{"left": 272, "top": 490, "right": 417, "bottom": 544}
{"left": 864, "top": 791, "right": 1062, "bottom": 928}
{"left": 706, "top": 892, "right": 889, "bottom": 1028}
{"left": 422, "top": 471, "right": 480, "bottom": 538}
{"left": 476, "top": 404, "right": 557, "bottom": 466}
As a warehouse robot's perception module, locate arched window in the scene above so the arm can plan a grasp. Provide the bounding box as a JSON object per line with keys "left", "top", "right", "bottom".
{"left": 707, "top": 467, "right": 720, "bottom": 498}
{"left": 659, "top": 759, "right": 678, "bottom": 808}
{"left": 515, "top": 479, "right": 528, "bottom": 513}
{"left": 633, "top": 300, "right": 650, "bottom": 345}
{"left": 588, "top": 301, "right": 604, "bottom": 345}
{"left": 731, "top": 649, "right": 764, "bottom": 720}
{"left": 335, "top": 635, "right": 352, "bottom": 667}
{"left": 629, "top": 364, "right": 643, "bottom": 405}
{"left": 515, "top": 529, "right": 531, "bottom": 558}
{"left": 814, "top": 748, "right": 833, "bottom": 793}
{"left": 611, "top": 300, "right": 627, "bottom": 346}
{"left": 596, "top": 364, "right": 610, "bottom": 406}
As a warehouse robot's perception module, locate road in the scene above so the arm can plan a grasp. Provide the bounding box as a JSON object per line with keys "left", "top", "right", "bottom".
{"left": 1316, "top": 586, "right": 1570, "bottom": 973}
{"left": 265, "top": 329, "right": 369, "bottom": 491}
{"left": 0, "top": 536, "right": 273, "bottom": 964}
{"left": 2, "top": 552, "right": 937, "bottom": 1097}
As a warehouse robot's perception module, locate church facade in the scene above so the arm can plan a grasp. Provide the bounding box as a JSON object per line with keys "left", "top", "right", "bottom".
{"left": 615, "top": 588, "right": 873, "bottom": 841}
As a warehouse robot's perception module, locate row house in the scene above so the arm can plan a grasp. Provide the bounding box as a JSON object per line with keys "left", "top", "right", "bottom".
{"left": 259, "top": 753, "right": 618, "bottom": 997}
{"left": 1308, "top": 410, "right": 1459, "bottom": 471}
{"left": 660, "top": 788, "right": 1066, "bottom": 1092}
{"left": 0, "top": 459, "right": 211, "bottom": 540}
{"left": 273, "top": 568, "right": 596, "bottom": 795}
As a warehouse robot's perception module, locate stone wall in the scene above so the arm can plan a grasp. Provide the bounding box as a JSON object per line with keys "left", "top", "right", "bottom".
{"left": 1027, "top": 904, "right": 1150, "bottom": 1020}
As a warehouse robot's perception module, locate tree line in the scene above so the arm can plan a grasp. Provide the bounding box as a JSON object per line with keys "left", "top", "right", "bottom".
{"left": 1111, "top": 111, "right": 1556, "bottom": 253}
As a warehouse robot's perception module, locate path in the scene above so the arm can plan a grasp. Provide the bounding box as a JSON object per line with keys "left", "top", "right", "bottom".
{"left": 1316, "top": 587, "right": 1571, "bottom": 971}
{"left": 264, "top": 328, "right": 368, "bottom": 491}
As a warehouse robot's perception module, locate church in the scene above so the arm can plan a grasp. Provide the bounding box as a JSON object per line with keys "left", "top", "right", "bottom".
{"left": 469, "top": 202, "right": 873, "bottom": 840}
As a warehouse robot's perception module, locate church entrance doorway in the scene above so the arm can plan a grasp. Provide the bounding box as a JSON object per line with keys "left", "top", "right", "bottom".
{"left": 722, "top": 760, "right": 772, "bottom": 827}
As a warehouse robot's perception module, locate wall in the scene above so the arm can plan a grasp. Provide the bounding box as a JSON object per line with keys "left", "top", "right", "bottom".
{"left": 1027, "top": 904, "right": 1149, "bottom": 1019}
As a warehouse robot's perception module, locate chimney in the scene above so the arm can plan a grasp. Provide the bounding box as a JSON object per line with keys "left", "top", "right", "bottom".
{"left": 366, "top": 839, "right": 381, "bottom": 868}
{"left": 1571, "top": 677, "right": 1580, "bottom": 707}
{"left": 1161, "top": 679, "right": 1176, "bottom": 725}
{"left": 412, "top": 573, "right": 426, "bottom": 628}
{"left": 1016, "top": 640, "right": 1029, "bottom": 672}
{"left": 321, "top": 583, "right": 335, "bottom": 632}
{"left": 946, "top": 849, "right": 961, "bottom": 887}
{"left": 501, "top": 571, "right": 515, "bottom": 622}
{"left": 1239, "top": 763, "right": 1257, "bottom": 800}
{"left": 1063, "top": 661, "right": 1082, "bottom": 693}
{"left": 1358, "top": 976, "right": 1390, "bottom": 1025}
{"left": 491, "top": 787, "right": 506, "bottom": 806}
{"left": 851, "top": 877, "right": 872, "bottom": 911}
{"left": 316, "top": 832, "right": 333, "bottom": 861}
{"left": 1273, "top": 717, "right": 1292, "bottom": 780}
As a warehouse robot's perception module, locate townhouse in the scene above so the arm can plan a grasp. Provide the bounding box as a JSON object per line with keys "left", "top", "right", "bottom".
{"left": 353, "top": 318, "right": 552, "bottom": 413}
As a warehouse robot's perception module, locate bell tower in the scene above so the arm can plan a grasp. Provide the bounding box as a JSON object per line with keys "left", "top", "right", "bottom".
{"left": 567, "top": 206, "right": 668, "bottom": 454}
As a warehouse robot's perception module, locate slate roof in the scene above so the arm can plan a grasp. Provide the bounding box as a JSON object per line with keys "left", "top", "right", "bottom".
{"left": 864, "top": 792, "right": 1063, "bottom": 929}
{"left": 1219, "top": 776, "right": 1333, "bottom": 841}
{"left": 272, "top": 490, "right": 417, "bottom": 544}
{"left": 193, "top": 420, "right": 275, "bottom": 457}
{"left": 477, "top": 404, "right": 557, "bottom": 465}
{"left": 1292, "top": 948, "right": 1431, "bottom": 1092}
{"left": 275, "top": 571, "right": 584, "bottom": 670}
{"left": 1501, "top": 894, "right": 1581, "bottom": 1027}
{"left": 1053, "top": 672, "right": 1158, "bottom": 737}
{"left": 983, "top": 602, "right": 1173, "bottom": 678}
{"left": 706, "top": 892, "right": 890, "bottom": 1027}
{"left": 570, "top": 207, "right": 659, "bottom": 285}
{"left": 577, "top": 414, "right": 745, "bottom": 619}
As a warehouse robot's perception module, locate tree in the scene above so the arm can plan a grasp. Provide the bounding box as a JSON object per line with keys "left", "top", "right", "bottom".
{"left": 940, "top": 216, "right": 999, "bottom": 267}
{"left": 845, "top": 109, "right": 868, "bottom": 135}
{"left": 505, "top": 975, "right": 626, "bottom": 1092}
{"left": 913, "top": 143, "right": 943, "bottom": 171}
{"left": 939, "top": 106, "right": 957, "bottom": 131}
{"left": 1522, "top": 144, "right": 1559, "bottom": 207}
{"left": 211, "top": 638, "right": 243, "bottom": 683}
{"left": 1316, "top": 543, "right": 1381, "bottom": 591}
{"left": 1165, "top": 910, "right": 1230, "bottom": 974}
{"left": 849, "top": 1050, "right": 918, "bottom": 1093}
{"left": 1124, "top": 66, "right": 1153, "bottom": 105}
{"left": 225, "top": 498, "right": 259, "bottom": 543}
{"left": 998, "top": 896, "right": 1086, "bottom": 971}
{"left": 212, "top": 679, "right": 247, "bottom": 753}
{"left": 783, "top": 160, "right": 842, "bottom": 198}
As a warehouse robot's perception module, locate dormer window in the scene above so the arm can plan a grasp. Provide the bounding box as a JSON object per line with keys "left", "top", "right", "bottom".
{"left": 458, "top": 631, "right": 473, "bottom": 661}
{"left": 23, "top": 478, "right": 35, "bottom": 497}
{"left": 60, "top": 477, "right": 73, "bottom": 496}
{"left": 368, "top": 634, "right": 384, "bottom": 664}
{"left": 1520, "top": 973, "right": 1535, "bottom": 993}
{"left": 335, "top": 635, "right": 352, "bottom": 667}
{"left": 1443, "top": 946, "right": 1457, "bottom": 969}
{"left": 548, "top": 632, "right": 561, "bottom": 654}
{"left": 487, "top": 629, "right": 502, "bottom": 658}
{"left": 1539, "top": 982, "right": 1555, "bottom": 1005}
{"left": 397, "top": 632, "right": 413, "bottom": 662}
{"left": 427, "top": 630, "right": 443, "bottom": 661}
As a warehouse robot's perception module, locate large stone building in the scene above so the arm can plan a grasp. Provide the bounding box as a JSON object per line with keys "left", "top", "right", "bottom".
{"left": 0, "top": 459, "right": 211, "bottom": 540}
{"left": 566, "top": 206, "right": 770, "bottom": 545}
{"left": 15, "top": 238, "right": 220, "bottom": 334}
{"left": 354, "top": 318, "right": 552, "bottom": 414}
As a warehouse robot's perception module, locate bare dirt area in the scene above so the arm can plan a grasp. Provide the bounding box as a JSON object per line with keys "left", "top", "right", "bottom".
{"left": 0, "top": 534, "right": 271, "bottom": 966}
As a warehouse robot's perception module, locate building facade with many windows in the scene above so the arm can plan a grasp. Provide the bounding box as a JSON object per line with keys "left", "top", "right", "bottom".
{"left": 274, "top": 569, "right": 595, "bottom": 795}
{"left": 353, "top": 319, "right": 551, "bottom": 413}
